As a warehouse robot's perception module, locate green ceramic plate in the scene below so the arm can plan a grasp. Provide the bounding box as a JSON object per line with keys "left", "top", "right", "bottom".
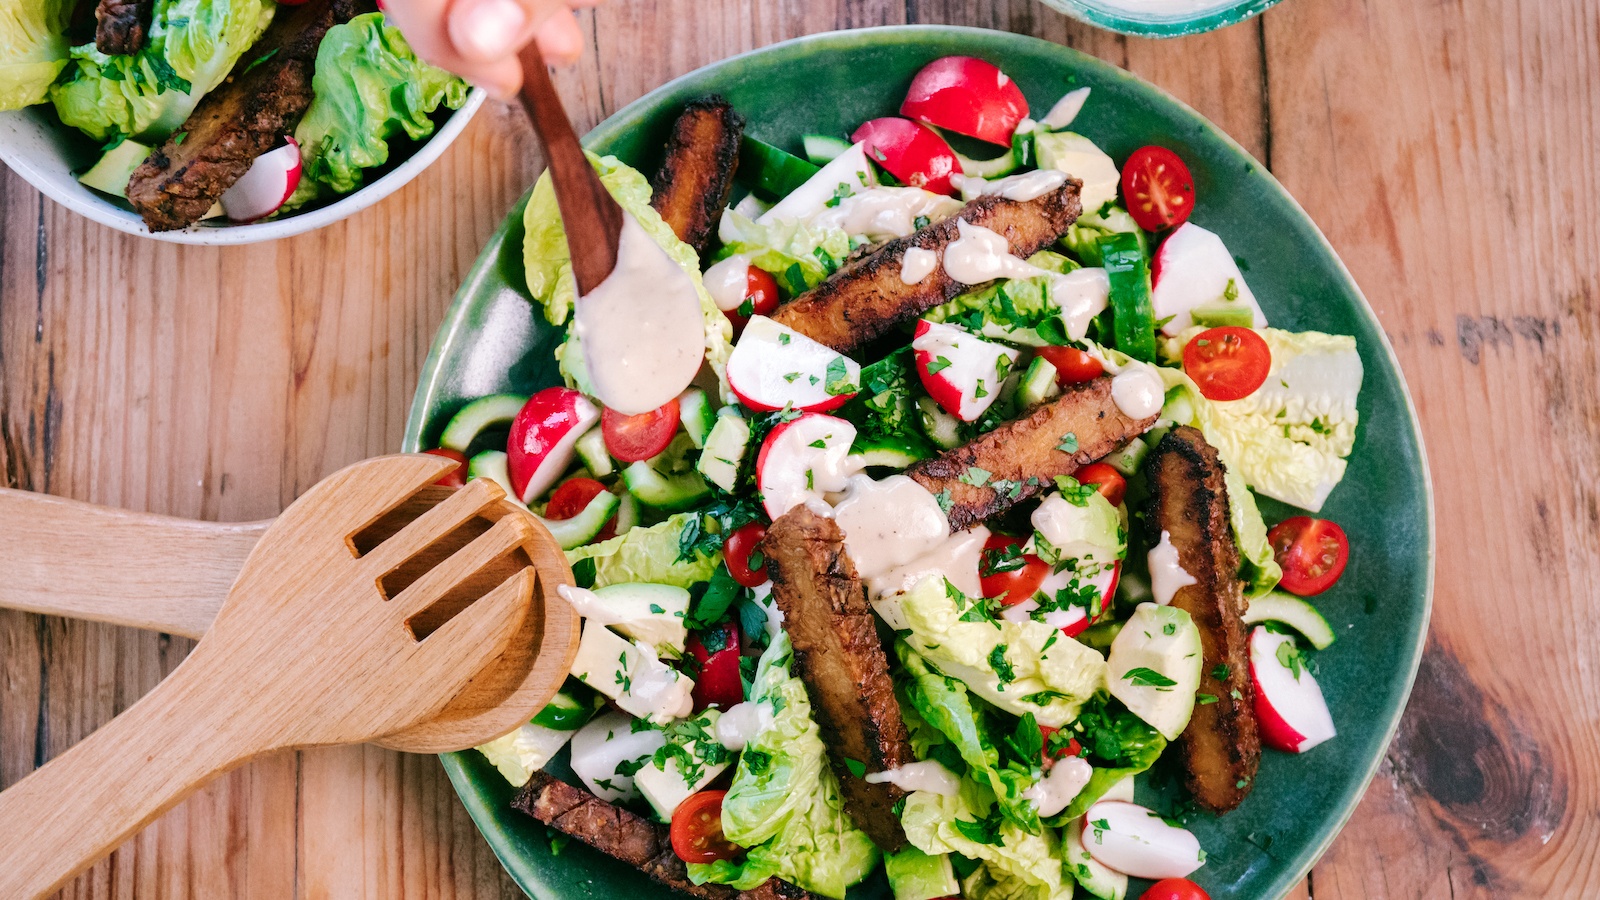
{"left": 404, "top": 26, "right": 1432, "bottom": 900}
{"left": 1036, "top": 0, "right": 1286, "bottom": 39}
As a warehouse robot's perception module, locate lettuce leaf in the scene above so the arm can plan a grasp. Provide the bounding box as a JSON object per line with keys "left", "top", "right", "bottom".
{"left": 924, "top": 250, "right": 1080, "bottom": 347}
{"left": 0, "top": 0, "right": 70, "bottom": 110}
{"left": 565, "top": 514, "right": 719, "bottom": 589}
{"left": 962, "top": 862, "right": 1077, "bottom": 900}
{"left": 1046, "top": 694, "right": 1164, "bottom": 824}
{"left": 715, "top": 209, "right": 852, "bottom": 296}
{"left": 901, "top": 778, "right": 1065, "bottom": 892}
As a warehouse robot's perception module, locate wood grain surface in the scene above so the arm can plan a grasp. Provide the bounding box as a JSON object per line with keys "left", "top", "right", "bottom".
{"left": 2, "top": 0, "right": 1596, "bottom": 897}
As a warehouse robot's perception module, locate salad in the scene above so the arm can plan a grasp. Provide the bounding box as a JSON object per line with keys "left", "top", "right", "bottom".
{"left": 1, "top": 0, "right": 468, "bottom": 229}
{"left": 437, "top": 54, "right": 1364, "bottom": 900}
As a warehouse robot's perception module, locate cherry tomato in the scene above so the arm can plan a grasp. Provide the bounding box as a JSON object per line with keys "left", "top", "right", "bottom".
{"left": 544, "top": 477, "right": 619, "bottom": 542}
{"left": 900, "top": 56, "right": 1029, "bottom": 146}
{"left": 724, "top": 266, "right": 781, "bottom": 334}
{"left": 851, "top": 117, "right": 963, "bottom": 196}
{"left": 979, "top": 534, "right": 1049, "bottom": 606}
{"left": 1074, "top": 462, "right": 1127, "bottom": 507}
{"left": 1038, "top": 724, "right": 1082, "bottom": 762}
{"left": 723, "top": 522, "right": 770, "bottom": 588}
{"left": 670, "top": 790, "right": 742, "bottom": 863}
{"left": 602, "top": 398, "right": 680, "bottom": 463}
{"left": 1141, "top": 878, "right": 1211, "bottom": 900}
{"left": 1182, "top": 326, "right": 1272, "bottom": 402}
{"left": 1034, "top": 345, "right": 1104, "bottom": 386}
{"left": 687, "top": 622, "right": 744, "bottom": 711}
{"left": 1121, "top": 146, "right": 1195, "bottom": 232}
{"left": 423, "top": 448, "right": 467, "bottom": 487}
{"left": 1268, "top": 516, "right": 1350, "bottom": 596}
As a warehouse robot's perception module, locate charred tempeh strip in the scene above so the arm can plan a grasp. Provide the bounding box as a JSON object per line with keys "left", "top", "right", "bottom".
{"left": 1144, "top": 425, "right": 1260, "bottom": 813}
{"left": 761, "top": 508, "right": 912, "bottom": 852}
{"left": 650, "top": 96, "right": 745, "bottom": 254}
{"left": 907, "top": 375, "right": 1157, "bottom": 532}
{"left": 770, "top": 180, "right": 1082, "bottom": 353}
{"left": 94, "top": 0, "right": 154, "bottom": 54}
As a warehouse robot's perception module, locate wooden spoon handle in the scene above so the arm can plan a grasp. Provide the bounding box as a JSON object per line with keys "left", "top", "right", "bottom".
{"left": 0, "top": 488, "right": 264, "bottom": 638}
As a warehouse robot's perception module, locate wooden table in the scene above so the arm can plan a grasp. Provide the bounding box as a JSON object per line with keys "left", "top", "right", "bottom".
{"left": 3, "top": 0, "right": 1594, "bottom": 896}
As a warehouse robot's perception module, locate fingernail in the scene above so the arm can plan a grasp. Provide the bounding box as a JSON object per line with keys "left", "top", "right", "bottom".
{"left": 450, "top": 0, "right": 529, "bottom": 61}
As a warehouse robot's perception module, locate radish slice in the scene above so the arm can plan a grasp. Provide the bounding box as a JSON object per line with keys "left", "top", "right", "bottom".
{"left": 912, "top": 319, "right": 1016, "bottom": 422}
{"left": 1149, "top": 222, "right": 1267, "bottom": 336}
{"left": 726, "top": 316, "right": 860, "bottom": 412}
{"left": 1081, "top": 800, "right": 1205, "bottom": 880}
{"left": 1250, "top": 625, "right": 1337, "bottom": 753}
{"left": 506, "top": 387, "right": 601, "bottom": 504}
{"left": 755, "top": 413, "right": 858, "bottom": 520}
{"left": 221, "top": 139, "right": 302, "bottom": 223}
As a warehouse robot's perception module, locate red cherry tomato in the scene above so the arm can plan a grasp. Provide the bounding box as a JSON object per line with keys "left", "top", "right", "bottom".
{"left": 670, "top": 790, "right": 742, "bottom": 863}
{"left": 1074, "top": 462, "right": 1127, "bottom": 507}
{"left": 1034, "top": 346, "right": 1105, "bottom": 386}
{"left": 979, "top": 534, "right": 1049, "bottom": 606}
{"left": 1037, "top": 724, "right": 1082, "bottom": 762}
{"left": 1182, "top": 326, "right": 1272, "bottom": 402}
{"left": 424, "top": 448, "right": 467, "bottom": 487}
{"left": 602, "top": 398, "right": 680, "bottom": 463}
{"left": 1121, "top": 146, "right": 1195, "bottom": 232}
{"left": 724, "top": 266, "right": 781, "bottom": 334}
{"left": 851, "top": 118, "right": 963, "bottom": 196}
{"left": 687, "top": 622, "right": 744, "bottom": 711}
{"left": 1268, "top": 516, "right": 1350, "bottom": 596}
{"left": 544, "top": 477, "right": 619, "bottom": 543}
{"left": 900, "top": 56, "right": 1030, "bottom": 147}
{"left": 723, "top": 522, "right": 770, "bottom": 588}
{"left": 1141, "top": 878, "right": 1211, "bottom": 900}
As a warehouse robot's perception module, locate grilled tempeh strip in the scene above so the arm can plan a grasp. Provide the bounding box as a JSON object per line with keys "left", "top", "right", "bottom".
{"left": 770, "top": 180, "right": 1082, "bottom": 353}
{"left": 907, "top": 375, "right": 1158, "bottom": 532}
{"left": 1144, "top": 425, "right": 1260, "bottom": 813}
{"left": 513, "top": 773, "right": 817, "bottom": 900}
{"left": 125, "top": 0, "right": 369, "bottom": 231}
{"left": 94, "top": 0, "right": 153, "bottom": 54}
{"left": 761, "top": 507, "right": 913, "bottom": 852}
{"left": 650, "top": 96, "right": 745, "bottom": 254}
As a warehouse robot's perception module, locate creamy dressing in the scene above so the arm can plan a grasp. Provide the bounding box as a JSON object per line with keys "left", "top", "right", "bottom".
{"left": 832, "top": 474, "right": 951, "bottom": 580}
{"left": 910, "top": 321, "right": 1014, "bottom": 421}
{"left": 574, "top": 213, "right": 706, "bottom": 414}
{"left": 865, "top": 760, "right": 961, "bottom": 796}
{"left": 1148, "top": 530, "right": 1197, "bottom": 605}
{"left": 943, "top": 219, "right": 1048, "bottom": 285}
{"left": 1111, "top": 363, "right": 1167, "bottom": 419}
{"left": 950, "top": 170, "right": 1067, "bottom": 203}
{"left": 715, "top": 700, "right": 776, "bottom": 751}
{"left": 810, "top": 186, "right": 961, "bottom": 242}
{"left": 759, "top": 414, "right": 863, "bottom": 519}
{"left": 557, "top": 584, "right": 620, "bottom": 625}
{"left": 868, "top": 527, "right": 990, "bottom": 604}
{"left": 1047, "top": 267, "right": 1110, "bottom": 342}
{"left": 703, "top": 253, "right": 753, "bottom": 311}
{"left": 1023, "top": 755, "right": 1093, "bottom": 817}
{"left": 620, "top": 642, "right": 696, "bottom": 723}
{"left": 1040, "top": 87, "right": 1091, "bottom": 131}
{"left": 900, "top": 247, "right": 939, "bottom": 285}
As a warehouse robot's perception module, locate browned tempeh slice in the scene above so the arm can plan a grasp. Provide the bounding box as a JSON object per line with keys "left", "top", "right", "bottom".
{"left": 760, "top": 507, "right": 912, "bottom": 852}
{"left": 907, "top": 375, "right": 1157, "bottom": 532}
{"left": 650, "top": 96, "right": 745, "bottom": 254}
{"left": 95, "top": 0, "right": 153, "bottom": 54}
{"left": 1144, "top": 425, "right": 1260, "bottom": 813}
{"left": 512, "top": 773, "right": 817, "bottom": 900}
{"left": 769, "top": 180, "right": 1082, "bottom": 353}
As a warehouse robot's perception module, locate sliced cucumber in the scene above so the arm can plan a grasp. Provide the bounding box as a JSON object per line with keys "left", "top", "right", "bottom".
{"left": 884, "top": 846, "right": 959, "bottom": 900}
{"left": 739, "top": 136, "right": 821, "bottom": 201}
{"left": 612, "top": 490, "right": 639, "bottom": 538}
{"left": 1105, "top": 436, "right": 1150, "bottom": 477}
{"left": 79, "top": 140, "right": 153, "bottom": 197}
{"left": 1243, "top": 592, "right": 1337, "bottom": 649}
{"left": 696, "top": 415, "right": 752, "bottom": 492}
{"left": 441, "top": 393, "right": 528, "bottom": 453}
{"left": 540, "top": 489, "right": 621, "bottom": 550}
{"left": 854, "top": 434, "right": 933, "bottom": 470}
{"left": 574, "top": 427, "right": 614, "bottom": 478}
{"left": 468, "top": 450, "right": 517, "bottom": 498}
{"left": 1191, "top": 302, "right": 1256, "bottom": 328}
{"left": 916, "top": 396, "right": 964, "bottom": 450}
{"left": 677, "top": 388, "right": 716, "bottom": 449}
{"left": 952, "top": 145, "right": 1021, "bottom": 178}
{"left": 1100, "top": 232, "right": 1157, "bottom": 363}
{"left": 625, "top": 435, "right": 711, "bottom": 511}
{"left": 1010, "top": 122, "right": 1037, "bottom": 170}
{"left": 1016, "top": 356, "right": 1060, "bottom": 409}
{"left": 802, "top": 134, "right": 853, "bottom": 166}
{"left": 530, "top": 688, "right": 600, "bottom": 731}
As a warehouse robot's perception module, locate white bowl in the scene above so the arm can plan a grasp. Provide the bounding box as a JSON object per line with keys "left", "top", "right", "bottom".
{"left": 0, "top": 88, "right": 485, "bottom": 245}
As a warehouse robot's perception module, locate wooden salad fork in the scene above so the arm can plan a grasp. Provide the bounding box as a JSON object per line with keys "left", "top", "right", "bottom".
{"left": 0, "top": 455, "right": 575, "bottom": 900}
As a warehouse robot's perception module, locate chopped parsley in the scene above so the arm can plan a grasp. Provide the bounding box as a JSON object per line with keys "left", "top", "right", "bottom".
{"left": 1058, "top": 432, "right": 1080, "bottom": 454}
{"left": 824, "top": 356, "right": 856, "bottom": 396}
{"left": 959, "top": 466, "right": 992, "bottom": 487}
{"left": 953, "top": 809, "right": 1007, "bottom": 846}
{"left": 1122, "top": 666, "right": 1178, "bottom": 690}
{"left": 988, "top": 645, "right": 1016, "bottom": 688}
{"left": 1052, "top": 475, "right": 1098, "bottom": 506}
{"left": 843, "top": 757, "right": 867, "bottom": 779}
{"left": 926, "top": 355, "right": 952, "bottom": 375}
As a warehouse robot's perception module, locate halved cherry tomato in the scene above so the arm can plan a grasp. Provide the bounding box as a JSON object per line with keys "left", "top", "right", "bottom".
{"left": 1182, "top": 326, "right": 1271, "bottom": 402}
{"left": 979, "top": 534, "right": 1049, "bottom": 606}
{"left": 1268, "top": 516, "right": 1350, "bottom": 596}
{"left": 900, "top": 56, "right": 1029, "bottom": 147}
{"left": 1034, "top": 345, "right": 1104, "bottom": 386}
{"left": 725, "top": 266, "right": 781, "bottom": 334}
{"left": 687, "top": 622, "right": 744, "bottom": 711}
{"left": 723, "top": 522, "right": 770, "bottom": 588}
{"left": 545, "top": 477, "right": 619, "bottom": 542}
{"left": 851, "top": 117, "right": 963, "bottom": 196}
{"left": 1121, "top": 145, "right": 1195, "bottom": 232}
{"left": 670, "top": 790, "right": 742, "bottom": 863}
{"left": 424, "top": 448, "right": 467, "bottom": 487}
{"left": 602, "top": 398, "right": 680, "bottom": 463}
{"left": 1141, "top": 878, "right": 1211, "bottom": 900}
{"left": 1074, "top": 462, "right": 1127, "bottom": 507}
{"left": 1037, "top": 724, "right": 1083, "bottom": 762}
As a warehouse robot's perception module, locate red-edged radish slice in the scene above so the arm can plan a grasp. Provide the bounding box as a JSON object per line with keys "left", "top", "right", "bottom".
{"left": 1149, "top": 222, "right": 1267, "bottom": 336}
{"left": 1082, "top": 800, "right": 1205, "bottom": 880}
{"left": 851, "top": 118, "right": 963, "bottom": 197}
{"left": 755, "top": 413, "right": 858, "bottom": 520}
{"left": 220, "top": 139, "right": 302, "bottom": 223}
{"left": 912, "top": 320, "right": 1016, "bottom": 422}
{"left": 1001, "top": 559, "right": 1119, "bottom": 637}
{"left": 506, "top": 387, "right": 600, "bottom": 504}
{"left": 726, "top": 316, "right": 860, "bottom": 412}
{"left": 1249, "top": 625, "right": 1337, "bottom": 753}
{"left": 900, "top": 56, "right": 1029, "bottom": 147}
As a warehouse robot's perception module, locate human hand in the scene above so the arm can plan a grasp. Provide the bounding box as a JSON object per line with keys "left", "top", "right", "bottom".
{"left": 382, "top": 0, "right": 601, "bottom": 99}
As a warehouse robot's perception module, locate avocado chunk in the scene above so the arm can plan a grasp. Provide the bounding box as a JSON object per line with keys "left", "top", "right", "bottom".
{"left": 1107, "top": 602, "right": 1203, "bottom": 740}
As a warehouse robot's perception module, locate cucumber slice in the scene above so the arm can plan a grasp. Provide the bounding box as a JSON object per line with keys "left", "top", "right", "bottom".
{"left": 802, "top": 134, "right": 853, "bottom": 166}
{"left": 1016, "top": 356, "right": 1060, "bottom": 409}
{"left": 1243, "top": 592, "right": 1337, "bottom": 649}
{"left": 530, "top": 688, "right": 600, "bottom": 731}
{"left": 1100, "top": 232, "right": 1157, "bottom": 363}
{"left": 574, "top": 428, "right": 614, "bottom": 478}
{"left": 612, "top": 490, "right": 639, "bottom": 538}
{"left": 1010, "top": 122, "right": 1037, "bottom": 170}
{"left": 1105, "top": 436, "right": 1150, "bottom": 477}
{"left": 884, "top": 846, "right": 959, "bottom": 900}
{"left": 625, "top": 435, "right": 711, "bottom": 511}
{"left": 696, "top": 415, "right": 751, "bottom": 492}
{"left": 79, "top": 140, "right": 153, "bottom": 197}
{"left": 952, "top": 145, "right": 1021, "bottom": 178}
{"left": 1191, "top": 302, "right": 1256, "bottom": 328}
{"left": 468, "top": 450, "right": 517, "bottom": 498}
{"left": 440, "top": 393, "right": 528, "bottom": 453}
{"left": 854, "top": 434, "right": 932, "bottom": 470}
{"left": 541, "top": 489, "right": 621, "bottom": 550}
{"left": 916, "top": 396, "right": 964, "bottom": 450}
{"left": 677, "top": 388, "right": 716, "bottom": 448}
{"left": 739, "top": 136, "right": 821, "bottom": 201}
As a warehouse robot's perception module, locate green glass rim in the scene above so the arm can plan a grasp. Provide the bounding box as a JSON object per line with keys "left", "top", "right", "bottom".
{"left": 1037, "top": 0, "right": 1287, "bottom": 38}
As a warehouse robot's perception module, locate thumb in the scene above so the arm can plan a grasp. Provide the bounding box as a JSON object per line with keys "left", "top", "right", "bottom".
{"left": 446, "top": 0, "right": 570, "bottom": 65}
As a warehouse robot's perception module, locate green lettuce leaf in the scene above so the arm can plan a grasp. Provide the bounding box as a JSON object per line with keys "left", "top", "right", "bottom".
{"left": 0, "top": 0, "right": 70, "bottom": 110}
{"left": 290, "top": 13, "right": 467, "bottom": 196}
{"left": 838, "top": 348, "right": 930, "bottom": 448}
{"left": 49, "top": 0, "right": 275, "bottom": 140}
{"left": 924, "top": 250, "right": 1079, "bottom": 346}
{"left": 565, "top": 514, "right": 719, "bottom": 589}
{"left": 962, "top": 862, "right": 1077, "bottom": 900}
{"left": 1047, "top": 694, "right": 1164, "bottom": 824}
{"left": 714, "top": 209, "right": 852, "bottom": 296}
{"left": 901, "top": 778, "right": 1065, "bottom": 892}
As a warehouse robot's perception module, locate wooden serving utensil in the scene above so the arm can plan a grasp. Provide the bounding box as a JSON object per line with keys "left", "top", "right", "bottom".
{"left": 0, "top": 455, "right": 574, "bottom": 900}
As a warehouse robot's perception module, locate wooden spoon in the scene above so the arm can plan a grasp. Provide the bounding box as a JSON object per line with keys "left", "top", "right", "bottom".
{"left": 0, "top": 455, "right": 571, "bottom": 900}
